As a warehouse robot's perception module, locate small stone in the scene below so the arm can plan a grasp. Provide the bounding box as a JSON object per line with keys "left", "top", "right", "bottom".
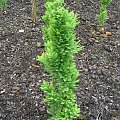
{"left": 19, "top": 89, "right": 26, "bottom": 95}
{"left": 0, "top": 89, "right": 5, "bottom": 94}
{"left": 104, "top": 45, "right": 112, "bottom": 52}
{"left": 19, "top": 29, "right": 24, "bottom": 33}
{"left": 24, "top": 42, "right": 28, "bottom": 46}
{"left": 92, "top": 96, "right": 98, "bottom": 102}
{"left": 116, "top": 29, "right": 120, "bottom": 35}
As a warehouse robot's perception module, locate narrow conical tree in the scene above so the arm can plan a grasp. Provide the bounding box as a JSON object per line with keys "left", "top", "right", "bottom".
{"left": 97, "top": 0, "right": 112, "bottom": 27}
{"left": 37, "top": 0, "right": 82, "bottom": 119}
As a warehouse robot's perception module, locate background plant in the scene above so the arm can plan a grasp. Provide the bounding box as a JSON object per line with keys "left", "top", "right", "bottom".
{"left": 0, "top": 0, "right": 7, "bottom": 9}
{"left": 97, "top": 0, "right": 112, "bottom": 27}
{"left": 37, "top": 0, "right": 82, "bottom": 119}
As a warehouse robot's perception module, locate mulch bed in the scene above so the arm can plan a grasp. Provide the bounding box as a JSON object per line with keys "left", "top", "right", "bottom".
{"left": 0, "top": 0, "right": 120, "bottom": 120}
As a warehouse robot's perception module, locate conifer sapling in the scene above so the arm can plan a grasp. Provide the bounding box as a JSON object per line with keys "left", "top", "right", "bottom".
{"left": 37, "top": 0, "right": 82, "bottom": 119}
{"left": 97, "top": 0, "right": 112, "bottom": 28}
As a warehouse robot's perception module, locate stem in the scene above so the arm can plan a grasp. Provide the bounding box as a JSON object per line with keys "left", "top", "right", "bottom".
{"left": 32, "top": 0, "right": 37, "bottom": 23}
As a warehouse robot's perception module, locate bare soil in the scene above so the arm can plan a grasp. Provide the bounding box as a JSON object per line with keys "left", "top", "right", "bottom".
{"left": 0, "top": 0, "right": 120, "bottom": 120}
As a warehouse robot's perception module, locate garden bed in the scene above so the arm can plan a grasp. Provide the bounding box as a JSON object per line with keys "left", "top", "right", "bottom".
{"left": 0, "top": 0, "right": 120, "bottom": 120}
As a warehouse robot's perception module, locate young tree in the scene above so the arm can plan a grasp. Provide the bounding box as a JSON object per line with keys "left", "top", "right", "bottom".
{"left": 97, "top": 0, "right": 112, "bottom": 28}
{"left": 37, "top": 0, "right": 82, "bottom": 119}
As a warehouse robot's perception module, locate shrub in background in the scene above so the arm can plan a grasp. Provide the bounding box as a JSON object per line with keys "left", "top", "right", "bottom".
{"left": 0, "top": 0, "right": 7, "bottom": 10}
{"left": 37, "top": 0, "right": 82, "bottom": 119}
{"left": 97, "top": 0, "right": 112, "bottom": 27}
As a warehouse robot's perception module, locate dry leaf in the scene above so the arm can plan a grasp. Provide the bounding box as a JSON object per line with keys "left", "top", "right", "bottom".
{"left": 32, "top": 64, "right": 40, "bottom": 68}
{"left": 11, "top": 87, "right": 20, "bottom": 94}
{"left": 105, "top": 32, "right": 112, "bottom": 36}
{"left": 112, "top": 117, "right": 118, "bottom": 120}
{"left": 103, "top": 32, "right": 112, "bottom": 38}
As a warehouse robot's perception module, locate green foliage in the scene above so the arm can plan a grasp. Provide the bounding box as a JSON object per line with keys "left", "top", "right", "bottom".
{"left": 37, "top": 0, "right": 82, "bottom": 119}
{"left": 0, "top": 0, "right": 7, "bottom": 9}
{"left": 97, "top": 0, "right": 112, "bottom": 26}
{"left": 101, "top": 0, "right": 112, "bottom": 5}
{"left": 97, "top": 5, "right": 107, "bottom": 26}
